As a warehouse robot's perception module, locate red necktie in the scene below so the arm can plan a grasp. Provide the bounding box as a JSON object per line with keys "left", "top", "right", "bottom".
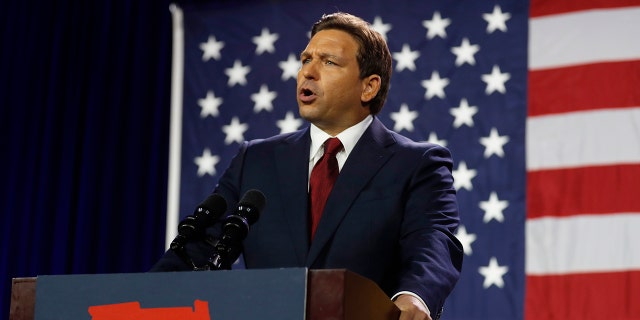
{"left": 309, "top": 137, "right": 343, "bottom": 240}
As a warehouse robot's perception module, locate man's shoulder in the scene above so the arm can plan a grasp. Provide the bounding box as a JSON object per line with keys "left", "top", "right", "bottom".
{"left": 388, "top": 129, "right": 449, "bottom": 154}
{"left": 368, "top": 117, "right": 451, "bottom": 155}
{"left": 246, "top": 127, "right": 309, "bottom": 147}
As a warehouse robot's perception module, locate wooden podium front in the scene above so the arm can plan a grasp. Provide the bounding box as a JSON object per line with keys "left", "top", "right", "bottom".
{"left": 10, "top": 269, "right": 400, "bottom": 320}
{"left": 10, "top": 277, "right": 36, "bottom": 320}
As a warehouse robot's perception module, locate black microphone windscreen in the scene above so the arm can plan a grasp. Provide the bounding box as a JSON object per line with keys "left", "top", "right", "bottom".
{"left": 200, "top": 193, "right": 227, "bottom": 213}
{"left": 239, "top": 189, "right": 266, "bottom": 212}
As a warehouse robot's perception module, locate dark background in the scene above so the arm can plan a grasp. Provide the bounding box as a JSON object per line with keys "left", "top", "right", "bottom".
{"left": 1, "top": 1, "right": 187, "bottom": 317}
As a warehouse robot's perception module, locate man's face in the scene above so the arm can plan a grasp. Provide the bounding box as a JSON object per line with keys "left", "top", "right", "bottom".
{"left": 297, "top": 29, "right": 371, "bottom": 136}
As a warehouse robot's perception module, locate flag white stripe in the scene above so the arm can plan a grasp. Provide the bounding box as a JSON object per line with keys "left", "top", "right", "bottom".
{"left": 166, "top": 4, "right": 184, "bottom": 250}
{"left": 526, "top": 107, "right": 640, "bottom": 170}
{"left": 529, "top": 6, "right": 640, "bottom": 70}
{"left": 526, "top": 213, "right": 640, "bottom": 275}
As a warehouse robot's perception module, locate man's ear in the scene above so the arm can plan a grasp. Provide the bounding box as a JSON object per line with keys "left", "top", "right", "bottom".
{"left": 361, "top": 74, "right": 381, "bottom": 103}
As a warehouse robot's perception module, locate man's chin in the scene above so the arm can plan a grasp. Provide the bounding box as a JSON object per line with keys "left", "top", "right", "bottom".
{"left": 298, "top": 104, "right": 319, "bottom": 121}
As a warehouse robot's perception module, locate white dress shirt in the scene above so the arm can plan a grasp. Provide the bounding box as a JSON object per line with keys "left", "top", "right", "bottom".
{"left": 307, "top": 115, "right": 373, "bottom": 184}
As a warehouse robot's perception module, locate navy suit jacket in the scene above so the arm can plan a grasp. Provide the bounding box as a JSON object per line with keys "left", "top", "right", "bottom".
{"left": 152, "top": 117, "right": 463, "bottom": 315}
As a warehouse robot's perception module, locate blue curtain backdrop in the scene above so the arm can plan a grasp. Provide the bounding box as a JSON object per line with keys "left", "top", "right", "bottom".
{"left": 0, "top": 1, "right": 183, "bottom": 317}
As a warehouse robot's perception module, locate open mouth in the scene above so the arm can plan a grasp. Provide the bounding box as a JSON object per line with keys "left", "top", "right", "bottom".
{"left": 298, "top": 87, "right": 317, "bottom": 103}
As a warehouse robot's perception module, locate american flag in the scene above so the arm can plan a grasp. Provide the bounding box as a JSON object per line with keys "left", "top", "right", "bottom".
{"left": 526, "top": 1, "right": 640, "bottom": 319}
{"left": 166, "top": 1, "right": 640, "bottom": 319}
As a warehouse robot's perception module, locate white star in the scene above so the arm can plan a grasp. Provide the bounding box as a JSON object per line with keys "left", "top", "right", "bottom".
{"left": 197, "top": 90, "right": 223, "bottom": 118}
{"left": 450, "top": 98, "right": 478, "bottom": 128}
{"left": 425, "top": 132, "right": 447, "bottom": 147}
{"left": 479, "top": 127, "right": 510, "bottom": 158}
{"left": 452, "top": 161, "right": 477, "bottom": 191}
{"left": 222, "top": 117, "right": 248, "bottom": 145}
{"left": 278, "top": 53, "right": 300, "bottom": 81}
{"left": 422, "top": 11, "right": 451, "bottom": 39}
{"left": 390, "top": 103, "right": 419, "bottom": 132}
{"left": 252, "top": 28, "right": 279, "bottom": 55}
{"left": 371, "top": 16, "right": 392, "bottom": 41}
{"left": 483, "top": 5, "right": 511, "bottom": 33}
{"left": 194, "top": 148, "right": 220, "bottom": 177}
{"left": 478, "top": 257, "right": 509, "bottom": 289}
{"left": 479, "top": 191, "right": 509, "bottom": 223}
{"left": 276, "top": 111, "right": 304, "bottom": 134}
{"left": 393, "top": 44, "right": 420, "bottom": 72}
{"left": 481, "top": 65, "right": 511, "bottom": 94}
{"left": 224, "top": 60, "right": 251, "bottom": 87}
{"left": 421, "top": 71, "right": 449, "bottom": 99}
{"left": 455, "top": 225, "right": 477, "bottom": 255}
{"left": 451, "top": 37, "right": 480, "bottom": 66}
{"left": 199, "top": 35, "right": 225, "bottom": 61}
{"left": 250, "top": 84, "right": 277, "bottom": 113}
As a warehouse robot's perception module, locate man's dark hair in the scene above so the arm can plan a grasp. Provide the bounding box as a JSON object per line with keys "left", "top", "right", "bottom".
{"left": 311, "top": 12, "right": 392, "bottom": 115}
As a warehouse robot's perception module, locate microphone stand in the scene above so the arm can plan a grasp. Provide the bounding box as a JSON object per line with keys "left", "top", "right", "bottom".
{"left": 206, "top": 211, "right": 251, "bottom": 270}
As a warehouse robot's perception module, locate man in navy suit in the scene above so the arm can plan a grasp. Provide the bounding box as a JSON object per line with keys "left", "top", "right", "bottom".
{"left": 152, "top": 12, "right": 463, "bottom": 320}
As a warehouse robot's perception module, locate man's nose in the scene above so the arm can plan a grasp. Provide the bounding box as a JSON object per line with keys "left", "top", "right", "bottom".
{"left": 300, "top": 61, "right": 318, "bottom": 79}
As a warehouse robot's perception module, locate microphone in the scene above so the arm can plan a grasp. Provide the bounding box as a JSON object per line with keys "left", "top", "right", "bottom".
{"left": 170, "top": 193, "right": 227, "bottom": 251}
{"left": 207, "top": 189, "right": 266, "bottom": 270}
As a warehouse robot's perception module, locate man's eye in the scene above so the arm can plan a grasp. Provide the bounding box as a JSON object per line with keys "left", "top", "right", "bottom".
{"left": 302, "top": 58, "right": 311, "bottom": 64}
{"left": 325, "top": 60, "right": 335, "bottom": 65}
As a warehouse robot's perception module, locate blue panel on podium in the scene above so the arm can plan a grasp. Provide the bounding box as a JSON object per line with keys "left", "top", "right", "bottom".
{"left": 34, "top": 268, "right": 307, "bottom": 320}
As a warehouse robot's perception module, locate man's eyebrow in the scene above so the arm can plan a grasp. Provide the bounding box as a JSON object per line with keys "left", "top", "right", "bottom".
{"left": 300, "top": 51, "right": 342, "bottom": 61}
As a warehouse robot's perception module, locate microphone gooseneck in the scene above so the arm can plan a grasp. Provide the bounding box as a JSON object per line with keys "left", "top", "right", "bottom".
{"left": 207, "top": 189, "right": 266, "bottom": 270}
{"left": 169, "top": 193, "right": 227, "bottom": 268}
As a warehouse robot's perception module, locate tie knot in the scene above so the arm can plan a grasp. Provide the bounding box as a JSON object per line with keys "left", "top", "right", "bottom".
{"left": 323, "top": 137, "right": 343, "bottom": 156}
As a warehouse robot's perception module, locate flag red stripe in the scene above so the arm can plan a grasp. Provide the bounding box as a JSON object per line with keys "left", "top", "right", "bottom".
{"left": 528, "top": 60, "right": 640, "bottom": 117}
{"left": 525, "top": 271, "right": 640, "bottom": 320}
{"left": 527, "top": 164, "right": 640, "bottom": 218}
{"left": 530, "top": 0, "right": 640, "bottom": 17}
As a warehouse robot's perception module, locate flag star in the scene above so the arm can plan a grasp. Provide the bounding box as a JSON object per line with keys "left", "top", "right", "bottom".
{"left": 199, "top": 35, "right": 225, "bottom": 61}
{"left": 276, "top": 111, "right": 304, "bottom": 134}
{"left": 194, "top": 148, "right": 220, "bottom": 177}
{"left": 483, "top": 5, "right": 511, "bottom": 33}
{"left": 390, "top": 103, "right": 419, "bottom": 132}
{"left": 450, "top": 98, "right": 478, "bottom": 128}
{"left": 278, "top": 53, "right": 300, "bottom": 81}
{"left": 480, "top": 127, "right": 510, "bottom": 158}
{"left": 478, "top": 257, "right": 509, "bottom": 289}
{"left": 455, "top": 225, "right": 477, "bottom": 255}
{"left": 393, "top": 44, "right": 421, "bottom": 72}
{"left": 197, "top": 90, "right": 223, "bottom": 118}
{"left": 422, "top": 11, "right": 451, "bottom": 39}
{"left": 481, "top": 65, "right": 511, "bottom": 94}
{"left": 371, "top": 16, "right": 392, "bottom": 41}
{"left": 480, "top": 191, "right": 509, "bottom": 223}
{"left": 222, "top": 117, "right": 248, "bottom": 145}
{"left": 250, "top": 84, "right": 277, "bottom": 113}
{"left": 421, "top": 71, "right": 449, "bottom": 99}
{"left": 452, "top": 161, "right": 477, "bottom": 191}
{"left": 252, "top": 28, "right": 279, "bottom": 55}
{"left": 425, "top": 132, "right": 447, "bottom": 147}
{"left": 451, "top": 37, "right": 480, "bottom": 66}
{"left": 224, "top": 60, "right": 251, "bottom": 87}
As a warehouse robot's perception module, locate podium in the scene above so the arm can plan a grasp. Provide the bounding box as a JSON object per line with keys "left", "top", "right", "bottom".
{"left": 10, "top": 269, "right": 400, "bottom": 320}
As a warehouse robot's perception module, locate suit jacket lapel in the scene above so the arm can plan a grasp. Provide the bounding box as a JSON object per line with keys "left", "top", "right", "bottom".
{"left": 306, "top": 118, "right": 396, "bottom": 266}
{"left": 274, "top": 129, "right": 312, "bottom": 265}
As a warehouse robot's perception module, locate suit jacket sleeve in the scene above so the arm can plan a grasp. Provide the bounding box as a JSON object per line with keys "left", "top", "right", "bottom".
{"left": 395, "top": 143, "right": 463, "bottom": 316}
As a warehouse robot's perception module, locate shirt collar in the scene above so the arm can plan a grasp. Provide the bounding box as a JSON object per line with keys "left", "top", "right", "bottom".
{"left": 309, "top": 115, "right": 373, "bottom": 161}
